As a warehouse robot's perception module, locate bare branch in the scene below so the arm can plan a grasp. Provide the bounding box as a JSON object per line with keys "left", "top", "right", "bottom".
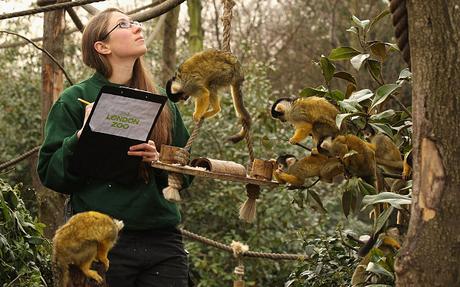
{"left": 66, "top": 7, "right": 85, "bottom": 32}
{"left": 131, "top": 0, "right": 187, "bottom": 22}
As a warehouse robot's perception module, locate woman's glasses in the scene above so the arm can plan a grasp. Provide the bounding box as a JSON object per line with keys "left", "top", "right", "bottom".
{"left": 100, "top": 20, "right": 143, "bottom": 41}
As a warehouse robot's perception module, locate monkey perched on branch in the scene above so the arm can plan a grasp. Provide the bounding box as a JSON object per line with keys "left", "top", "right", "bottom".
{"left": 271, "top": 96, "right": 340, "bottom": 153}
{"left": 166, "top": 49, "right": 251, "bottom": 143}
{"left": 52, "top": 211, "right": 124, "bottom": 287}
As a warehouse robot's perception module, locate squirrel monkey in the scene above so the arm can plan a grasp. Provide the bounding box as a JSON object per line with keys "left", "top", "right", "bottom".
{"left": 52, "top": 211, "right": 124, "bottom": 287}
{"left": 166, "top": 49, "right": 251, "bottom": 143}
{"left": 271, "top": 96, "right": 340, "bottom": 152}
{"left": 321, "top": 134, "right": 377, "bottom": 185}
{"left": 273, "top": 153, "right": 345, "bottom": 186}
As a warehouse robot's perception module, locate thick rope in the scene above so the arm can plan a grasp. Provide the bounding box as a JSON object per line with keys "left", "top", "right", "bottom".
{"left": 390, "top": 0, "right": 410, "bottom": 68}
{"left": 0, "top": 146, "right": 40, "bottom": 171}
{"left": 179, "top": 228, "right": 308, "bottom": 261}
{"left": 221, "top": 0, "right": 235, "bottom": 53}
{"left": 0, "top": 0, "right": 105, "bottom": 20}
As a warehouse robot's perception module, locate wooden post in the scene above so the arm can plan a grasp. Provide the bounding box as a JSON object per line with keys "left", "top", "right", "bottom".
{"left": 36, "top": 0, "right": 67, "bottom": 239}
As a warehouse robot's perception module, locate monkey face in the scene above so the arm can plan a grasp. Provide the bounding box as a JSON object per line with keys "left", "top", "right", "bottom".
{"left": 276, "top": 154, "right": 297, "bottom": 170}
{"left": 271, "top": 98, "right": 293, "bottom": 122}
{"left": 166, "top": 77, "right": 189, "bottom": 102}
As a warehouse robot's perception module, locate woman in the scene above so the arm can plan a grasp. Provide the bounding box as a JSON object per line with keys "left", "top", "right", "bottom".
{"left": 38, "top": 8, "right": 192, "bottom": 287}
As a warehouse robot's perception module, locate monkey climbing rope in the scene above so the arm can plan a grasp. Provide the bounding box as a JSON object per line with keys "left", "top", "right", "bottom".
{"left": 157, "top": 0, "right": 263, "bottom": 226}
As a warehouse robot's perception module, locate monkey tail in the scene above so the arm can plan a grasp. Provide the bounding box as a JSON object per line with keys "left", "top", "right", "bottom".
{"left": 226, "top": 80, "right": 252, "bottom": 143}
{"left": 52, "top": 254, "right": 69, "bottom": 287}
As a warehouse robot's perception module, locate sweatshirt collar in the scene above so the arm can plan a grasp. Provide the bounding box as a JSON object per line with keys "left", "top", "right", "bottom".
{"left": 90, "top": 71, "right": 123, "bottom": 87}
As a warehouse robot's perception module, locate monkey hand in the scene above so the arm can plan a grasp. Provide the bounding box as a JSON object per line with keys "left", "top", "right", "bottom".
{"left": 100, "top": 257, "right": 110, "bottom": 271}
{"left": 288, "top": 137, "right": 300, "bottom": 145}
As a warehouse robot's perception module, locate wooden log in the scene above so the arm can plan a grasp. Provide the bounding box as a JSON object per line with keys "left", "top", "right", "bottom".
{"left": 250, "top": 159, "right": 274, "bottom": 181}
{"left": 190, "top": 157, "right": 246, "bottom": 177}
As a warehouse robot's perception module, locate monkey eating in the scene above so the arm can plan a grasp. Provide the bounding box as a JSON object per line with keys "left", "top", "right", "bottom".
{"left": 273, "top": 153, "right": 345, "bottom": 187}
{"left": 52, "top": 211, "right": 124, "bottom": 287}
{"left": 271, "top": 96, "right": 340, "bottom": 153}
{"left": 166, "top": 49, "right": 251, "bottom": 143}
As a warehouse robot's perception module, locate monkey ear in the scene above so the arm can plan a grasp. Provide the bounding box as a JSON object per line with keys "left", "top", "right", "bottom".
{"left": 165, "top": 78, "right": 183, "bottom": 102}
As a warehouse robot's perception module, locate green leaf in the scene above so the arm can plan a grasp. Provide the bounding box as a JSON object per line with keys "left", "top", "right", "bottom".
{"left": 357, "top": 178, "right": 376, "bottom": 195}
{"left": 370, "top": 42, "right": 387, "bottom": 61}
{"left": 336, "top": 113, "right": 353, "bottom": 129}
{"left": 346, "top": 26, "right": 358, "bottom": 34}
{"left": 369, "top": 9, "right": 390, "bottom": 31}
{"left": 374, "top": 206, "right": 394, "bottom": 235}
{"left": 368, "top": 123, "right": 393, "bottom": 137}
{"left": 327, "top": 89, "right": 345, "bottom": 101}
{"left": 349, "top": 89, "right": 373, "bottom": 102}
{"left": 370, "top": 84, "right": 400, "bottom": 110}
{"left": 338, "top": 99, "right": 362, "bottom": 113}
{"left": 342, "top": 190, "right": 352, "bottom": 218}
{"left": 329, "top": 47, "right": 361, "bottom": 61}
{"left": 398, "top": 68, "right": 412, "bottom": 81}
{"left": 350, "top": 54, "right": 370, "bottom": 71}
{"left": 300, "top": 86, "right": 327, "bottom": 97}
{"left": 362, "top": 192, "right": 412, "bottom": 210}
{"left": 346, "top": 83, "right": 357, "bottom": 98}
{"left": 366, "top": 262, "right": 395, "bottom": 279}
{"left": 307, "top": 190, "right": 327, "bottom": 213}
{"left": 320, "top": 56, "right": 335, "bottom": 83}
{"left": 369, "top": 109, "right": 396, "bottom": 121}
{"left": 366, "top": 59, "right": 382, "bottom": 83}
{"left": 385, "top": 42, "right": 400, "bottom": 52}
{"left": 352, "top": 15, "right": 370, "bottom": 30}
{"left": 333, "top": 71, "right": 357, "bottom": 85}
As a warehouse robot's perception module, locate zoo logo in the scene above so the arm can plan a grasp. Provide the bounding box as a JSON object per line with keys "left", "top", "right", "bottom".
{"left": 106, "top": 112, "right": 140, "bottom": 129}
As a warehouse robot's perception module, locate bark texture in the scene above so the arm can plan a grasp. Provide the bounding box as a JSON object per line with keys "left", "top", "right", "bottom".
{"left": 395, "top": 1, "right": 460, "bottom": 286}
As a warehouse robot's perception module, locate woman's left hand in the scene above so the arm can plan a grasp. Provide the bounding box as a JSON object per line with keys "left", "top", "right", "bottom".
{"left": 127, "top": 140, "right": 159, "bottom": 163}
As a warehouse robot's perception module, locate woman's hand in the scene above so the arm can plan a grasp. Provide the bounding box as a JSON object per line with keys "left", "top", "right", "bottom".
{"left": 127, "top": 140, "right": 159, "bottom": 163}
{"left": 77, "top": 102, "right": 94, "bottom": 139}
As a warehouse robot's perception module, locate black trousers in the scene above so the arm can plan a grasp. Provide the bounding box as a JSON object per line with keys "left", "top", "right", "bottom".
{"left": 106, "top": 227, "right": 189, "bottom": 287}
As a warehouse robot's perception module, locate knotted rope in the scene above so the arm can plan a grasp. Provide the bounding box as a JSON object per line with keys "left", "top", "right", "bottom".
{"left": 390, "top": 0, "right": 410, "bottom": 68}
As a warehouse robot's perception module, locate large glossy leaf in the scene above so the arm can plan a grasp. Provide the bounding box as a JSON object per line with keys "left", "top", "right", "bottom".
{"left": 336, "top": 113, "right": 353, "bottom": 129}
{"left": 362, "top": 192, "right": 412, "bottom": 210}
{"left": 374, "top": 206, "right": 394, "bottom": 235}
{"left": 328, "top": 89, "right": 345, "bottom": 101}
{"left": 320, "top": 56, "right": 335, "bottom": 83}
{"left": 338, "top": 99, "right": 362, "bottom": 113}
{"left": 368, "top": 123, "right": 394, "bottom": 137}
{"left": 369, "top": 109, "right": 396, "bottom": 121}
{"left": 351, "top": 54, "right": 370, "bottom": 71}
{"left": 370, "top": 42, "right": 387, "bottom": 61}
{"left": 329, "top": 47, "right": 361, "bottom": 61}
{"left": 300, "top": 86, "right": 327, "bottom": 97}
{"left": 370, "top": 84, "right": 400, "bottom": 110}
{"left": 349, "top": 89, "right": 373, "bottom": 102}
{"left": 366, "top": 59, "right": 382, "bottom": 82}
{"left": 333, "top": 71, "right": 357, "bottom": 85}
{"left": 307, "top": 190, "right": 327, "bottom": 213}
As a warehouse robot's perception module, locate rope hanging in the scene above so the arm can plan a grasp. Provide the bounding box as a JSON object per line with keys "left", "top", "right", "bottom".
{"left": 390, "top": 0, "right": 410, "bottom": 68}
{"left": 162, "top": 119, "right": 204, "bottom": 202}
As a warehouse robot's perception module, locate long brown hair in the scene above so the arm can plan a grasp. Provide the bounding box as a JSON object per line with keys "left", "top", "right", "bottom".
{"left": 82, "top": 8, "right": 172, "bottom": 181}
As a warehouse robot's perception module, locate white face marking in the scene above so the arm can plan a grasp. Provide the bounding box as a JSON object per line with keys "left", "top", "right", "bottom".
{"left": 286, "top": 157, "right": 296, "bottom": 167}
{"left": 171, "top": 81, "right": 182, "bottom": 94}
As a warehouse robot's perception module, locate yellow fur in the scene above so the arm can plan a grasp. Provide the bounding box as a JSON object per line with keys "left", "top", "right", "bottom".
{"left": 52, "top": 211, "right": 124, "bottom": 287}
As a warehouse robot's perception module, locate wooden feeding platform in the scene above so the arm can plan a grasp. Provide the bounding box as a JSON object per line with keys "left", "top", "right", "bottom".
{"left": 151, "top": 161, "right": 279, "bottom": 187}
{"left": 152, "top": 145, "right": 279, "bottom": 187}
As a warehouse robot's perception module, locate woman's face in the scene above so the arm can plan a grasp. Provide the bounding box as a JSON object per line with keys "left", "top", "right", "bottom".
{"left": 104, "top": 12, "right": 147, "bottom": 59}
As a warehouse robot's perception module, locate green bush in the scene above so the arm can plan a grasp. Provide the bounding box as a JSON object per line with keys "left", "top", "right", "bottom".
{"left": 0, "top": 179, "right": 52, "bottom": 287}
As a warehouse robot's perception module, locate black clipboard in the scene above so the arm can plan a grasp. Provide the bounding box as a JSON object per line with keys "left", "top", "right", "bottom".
{"left": 70, "top": 85, "right": 168, "bottom": 184}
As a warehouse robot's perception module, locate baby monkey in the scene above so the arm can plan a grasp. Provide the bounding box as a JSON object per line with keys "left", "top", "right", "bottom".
{"left": 273, "top": 153, "right": 345, "bottom": 187}
{"left": 52, "top": 211, "right": 124, "bottom": 287}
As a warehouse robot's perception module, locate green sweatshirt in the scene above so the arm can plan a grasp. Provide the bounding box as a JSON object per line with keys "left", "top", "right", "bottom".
{"left": 37, "top": 72, "right": 192, "bottom": 230}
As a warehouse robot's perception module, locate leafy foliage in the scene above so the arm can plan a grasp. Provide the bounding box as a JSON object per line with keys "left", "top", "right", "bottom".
{"left": 0, "top": 179, "right": 52, "bottom": 287}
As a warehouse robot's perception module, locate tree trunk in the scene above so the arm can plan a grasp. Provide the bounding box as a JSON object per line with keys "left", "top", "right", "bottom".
{"left": 395, "top": 1, "right": 460, "bottom": 286}
{"left": 161, "top": 6, "right": 180, "bottom": 85}
{"left": 36, "top": 1, "right": 68, "bottom": 240}
{"left": 187, "top": 0, "right": 204, "bottom": 54}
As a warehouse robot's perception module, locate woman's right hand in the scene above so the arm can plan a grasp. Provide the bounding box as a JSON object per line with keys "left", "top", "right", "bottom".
{"left": 77, "top": 102, "right": 94, "bottom": 139}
